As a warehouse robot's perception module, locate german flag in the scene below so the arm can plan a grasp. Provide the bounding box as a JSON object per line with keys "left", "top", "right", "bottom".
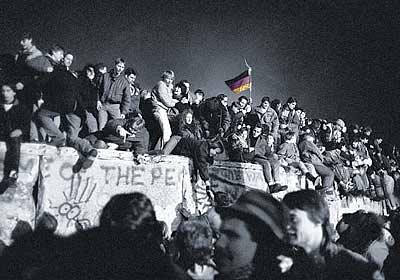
{"left": 225, "top": 70, "right": 251, "bottom": 94}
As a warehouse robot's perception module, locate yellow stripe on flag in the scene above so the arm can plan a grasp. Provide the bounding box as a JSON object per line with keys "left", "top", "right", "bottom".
{"left": 233, "top": 83, "right": 251, "bottom": 94}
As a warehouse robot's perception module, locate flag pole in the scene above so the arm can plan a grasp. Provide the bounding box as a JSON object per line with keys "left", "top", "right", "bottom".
{"left": 244, "top": 58, "right": 252, "bottom": 102}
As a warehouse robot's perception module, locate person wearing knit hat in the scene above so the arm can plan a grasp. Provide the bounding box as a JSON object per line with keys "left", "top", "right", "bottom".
{"left": 215, "top": 189, "right": 289, "bottom": 279}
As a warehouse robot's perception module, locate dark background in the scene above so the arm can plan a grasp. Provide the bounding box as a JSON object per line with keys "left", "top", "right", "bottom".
{"left": 1, "top": 0, "right": 399, "bottom": 143}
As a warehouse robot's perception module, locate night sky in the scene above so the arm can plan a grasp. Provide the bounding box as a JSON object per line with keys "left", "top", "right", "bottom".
{"left": 1, "top": 0, "right": 399, "bottom": 143}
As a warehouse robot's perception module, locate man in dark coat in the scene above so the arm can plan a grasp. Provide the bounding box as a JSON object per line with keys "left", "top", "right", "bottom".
{"left": 199, "top": 94, "right": 231, "bottom": 139}
{"left": 0, "top": 83, "right": 30, "bottom": 194}
{"left": 282, "top": 190, "right": 379, "bottom": 280}
{"left": 171, "top": 137, "right": 224, "bottom": 188}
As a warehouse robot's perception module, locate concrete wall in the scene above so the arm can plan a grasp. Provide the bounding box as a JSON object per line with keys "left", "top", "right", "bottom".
{"left": 0, "top": 143, "right": 387, "bottom": 244}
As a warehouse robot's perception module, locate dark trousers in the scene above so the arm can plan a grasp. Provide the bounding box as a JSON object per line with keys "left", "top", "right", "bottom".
{"left": 36, "top": 108, "right": 81, "bottom": 146}
{"left": 313, "top": 163, "right": 335, "bottom": 189}
{"left": 2, "top": 136, "right": 22, "bottom": 176}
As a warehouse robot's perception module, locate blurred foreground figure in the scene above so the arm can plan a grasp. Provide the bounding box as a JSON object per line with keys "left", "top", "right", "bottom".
{"left": 215, "top": 190, "right": 289, "bottom": 280}
{"left": 283, "top": 190, "right": 380, "bottom": 280}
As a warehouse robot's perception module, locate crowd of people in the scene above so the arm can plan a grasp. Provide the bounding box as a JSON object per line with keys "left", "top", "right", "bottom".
{"left": 2, "top": 32, "right": 400, "bottom": 205}
{"left": 0, "top": 189, "right": 399, "bottom": 279}
{"left": 1, "top": 32, "right": 400, "bottom": 279}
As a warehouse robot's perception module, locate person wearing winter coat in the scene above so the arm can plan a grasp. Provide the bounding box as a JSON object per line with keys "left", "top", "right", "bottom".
{"left": 0, "top": 83, "right": 30, "bottom": 194}
{"left": 299, "top": 133, "right": 335, "bottom": 194}
{"left": 97, "top": 58, "right": 130, "bottom": 130}
{"left": 199, "top": 94, "right": 231, "bottom": 139}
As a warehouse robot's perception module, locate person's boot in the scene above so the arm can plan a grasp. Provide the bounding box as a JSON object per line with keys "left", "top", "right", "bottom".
{"left": 0, "top": 170, "right": 18, "bottom": 195}
{"left": 269, "top": 183, "right": 288, "bottom": 193}
{"left": 305, "top": 172, "right": 317, "bottom": 183}
{"left": 72, "top": 149, "right": 98, "bottom": 173}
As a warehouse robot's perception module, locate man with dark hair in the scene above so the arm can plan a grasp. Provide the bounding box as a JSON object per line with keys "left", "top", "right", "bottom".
{"left": 191, "top": 88, "right": 205, "bottom": 121}
{"left": 98, "top": 57, "right": 130, "bottom": 130}
{"left": 247, "top": 97, "right": 279, "bottom": 141}
{"left": 124, "top": 67, "right": 142, "bottom": 114}
{"left": 199, "top": 93, "right": 231, "bottom": 138}
{"left": 0, "top": 83, "right": 30, "bottom": 194}
{"left": 215, "top": 190, "right": 289, "bottom": 279}
{"left": 171, "top": 137, "right": 224, "bottom": 189}
{"left": 14, "top": 33, "right": 53, "bottom": 141}
{"left": 283, "top": 189, "right": 379, "bottom": 280}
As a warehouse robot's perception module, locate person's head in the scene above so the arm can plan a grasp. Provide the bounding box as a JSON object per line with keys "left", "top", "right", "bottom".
{"left": 180, "top": 109, "right": 194, "bottom": 125}
{"left": 363, "top": 126, "right": 372, "bottom": 136}
{"left": 283, "top": 190, "right": 332, "bottom": 253}
{"left": 63, "top": 52, "right": 74, "bottom": 68}
{"left": 230, "top": 101, "right": 241, "bottom": 114}
{"left": 303, "top": 133, "right": 315, "bottom": 143}
{"left": 208, "top": 140, "right": 224, "bottom": 157}
{"left": 266, "top": 134, "right": 274, "bottom": 146}
{"left": 271, "top": 98, "right": 282, "bottom": 112}
{"left": 125, "top": 115, "right": 145, "bottom": 134}
{"left": 36, "top": 212, "right": 58, "bottom": 233}
{"left": 173, "top": 82, "right": 187, "bottom": 99}
{"left": 114, "top": 58, "right": 125, "bottom": 75}
{"left": 352, "top": 137, "right": 362, "bottom": 149}
{"left": 215, "top": 190, "right": 288, "bottom": 277}
{"left": 350, "top": 123, "right": 360, "bottom": 134}
{"left": 95, "top": 63, "right": 107, "bottom": 75}
{"left": 238, "top": 96, "right": 249, "bottom": 109}
{"left": 295, "top": 107, "right": 303, "bottom": 116}
{"left": 175, "top": 217, "right": 214, "bottom": 266}
{"left": 180, "top": 79, "right": 190, "bottom": 94}
{"left": 237, "top": 127, "right": 248, "bottom": 140}
{"left": 20, "top": 32, "right": 33, "bottom": 50}
{"left": 161, "top": 70, "right": 175, "bottom": 86}
{"left": 83, "top": 64, "right": 95, "bottom": 80}
{"left": 336, "top": 211, "right": 385, "bottom": 254}
{"left": 100, "top": 192, "right": 161, "bottom": 239}
{"left": 260, "top": 96, "right": 270, "bottom": 109}
{"left": 286, "top": 97, "right": 297, "bottom": 110}
{"left": 252, "top": 124, "right": 263, "bottom": 139}
{"left": 1, "top": 83, "right": 17, "bottom": 104}
{"left": 193, "top": 89, "right": 205, "bottom": 104}
{"left": 11, "top": 220, "right": 33, "bottom": 241}
{"left": 49, "top": 44, "right": 64, "bottom": 63}
{"left": 285, "top": 131, "right": 296, "bottom": 143}
{"left": 217, "top": 93, "right": 228, "bottom": 107}
{"left": 360, "top": 133, "right": 369, "bottom": 144}
{"left": 125, "top": 67, "right": 137, "bottom": 85}
{"left": 335, "top": 118, "right": 346, "bottom": 132}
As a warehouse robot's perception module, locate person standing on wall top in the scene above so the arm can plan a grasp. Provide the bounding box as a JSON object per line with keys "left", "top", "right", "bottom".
{"left": 97, "top": 57, "right": 130, "bottom": 130}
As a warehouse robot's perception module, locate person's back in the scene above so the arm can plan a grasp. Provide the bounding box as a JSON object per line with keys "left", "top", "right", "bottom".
{"left": 34, "top": 227, "right": 188, "bottom": 280}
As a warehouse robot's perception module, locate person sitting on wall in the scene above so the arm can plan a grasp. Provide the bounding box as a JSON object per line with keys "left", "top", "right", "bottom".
{"left": 0, "top": 82, "right": 30, "bottom": 194}
{"left": 170, "top": 137, "right": 224, "bottom": 189}
{"left": 86, "top": 112, "right": 147, "bottom": 155}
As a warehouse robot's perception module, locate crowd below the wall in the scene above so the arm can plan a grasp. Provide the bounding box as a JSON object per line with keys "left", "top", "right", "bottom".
{"left": 1, "top": 32, "right": 400, "bottom": 279}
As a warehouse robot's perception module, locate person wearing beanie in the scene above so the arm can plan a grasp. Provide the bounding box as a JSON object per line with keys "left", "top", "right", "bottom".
{"left": 215, "top": 189, "right": 290, "bottom": 280}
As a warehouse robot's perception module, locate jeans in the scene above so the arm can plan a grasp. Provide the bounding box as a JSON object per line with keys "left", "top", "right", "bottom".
{"left": 98, "top": 103, "right": 121, "bottom": 130}
{"left": 254, "top": 157, "right": 281, "bottom": 184}
{"left": 162, "top": 135, "right": 182, "bottom": 155}
{"left": 67, "top": 136, "right": 94, "bottom": 156}
{"left": 37, "top": 109, "right": 81, "bottom": 146}
{"left": 153, "top": 107, "right": 172, "bottom": 149}
{"left": 85, "top": 109, "right": 99, "bottom": 133}
{"left": 313, "top": 163, "right": 335, "bottom": 189}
